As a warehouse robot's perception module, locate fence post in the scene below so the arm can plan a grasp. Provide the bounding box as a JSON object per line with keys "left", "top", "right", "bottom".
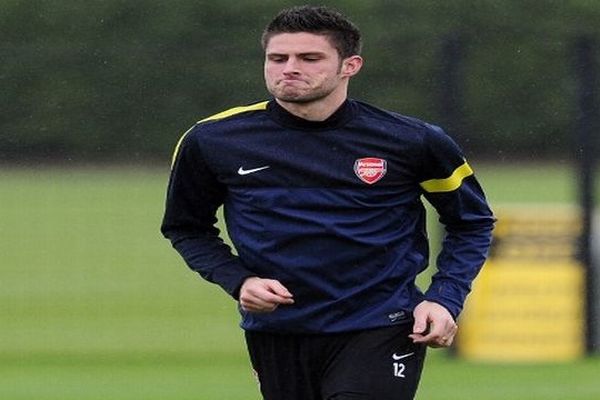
{"left": 573, "top": 36, "right": 599, "bottom": 354}
{"left": 437, "top": 33, "right": 467, "bottom": 147}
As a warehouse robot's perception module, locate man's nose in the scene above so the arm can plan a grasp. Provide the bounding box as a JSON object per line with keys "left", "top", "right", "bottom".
{"left": 282, "top": 58, "right": 300, "bottom": 74}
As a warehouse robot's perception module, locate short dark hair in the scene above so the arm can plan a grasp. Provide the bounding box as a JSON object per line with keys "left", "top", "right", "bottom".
{"left": 261, "top": 5, "right": 362, "bottom": 59}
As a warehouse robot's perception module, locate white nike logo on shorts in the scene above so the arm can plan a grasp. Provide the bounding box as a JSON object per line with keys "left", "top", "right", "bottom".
{"left": 392, "top": 352, "right": 415, "bottom": 360}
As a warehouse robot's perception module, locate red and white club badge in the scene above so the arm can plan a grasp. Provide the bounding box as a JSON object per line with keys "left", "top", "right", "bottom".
{"left": 354, "top": 157, "right": 387, "bottom": 185}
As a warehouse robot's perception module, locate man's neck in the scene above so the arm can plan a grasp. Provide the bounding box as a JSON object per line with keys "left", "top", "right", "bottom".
{"left": 275, "top": 91, "right": 348, "bottom": 121}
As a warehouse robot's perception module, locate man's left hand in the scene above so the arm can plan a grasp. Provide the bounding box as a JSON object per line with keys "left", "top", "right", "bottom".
{"left": 409, "top": 300, "right": 458, "bottom": 348}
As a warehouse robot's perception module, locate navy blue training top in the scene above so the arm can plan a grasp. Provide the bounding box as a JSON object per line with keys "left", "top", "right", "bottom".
{"left": 161, "top": 99, "right": 495, "bottom": 334}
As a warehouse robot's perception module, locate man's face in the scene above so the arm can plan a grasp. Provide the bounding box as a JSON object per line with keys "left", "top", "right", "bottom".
{"left": 264, "top": 32, "right": 350, "bottom": 104}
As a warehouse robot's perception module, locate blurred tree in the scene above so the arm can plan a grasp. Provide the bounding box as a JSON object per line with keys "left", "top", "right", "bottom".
{"left": 0, "top": 0, "right": 598, "bottom": 163}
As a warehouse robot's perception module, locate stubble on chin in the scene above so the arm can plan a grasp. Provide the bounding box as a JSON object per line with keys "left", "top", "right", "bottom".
{"left": 268, "top": 86, "right": 307, "bottom": 103}
{"left": 268, "top": 82, "right": 333, "bottom": 104}
{"left": 274, "top": 92, "right": 313, "bottom": 103}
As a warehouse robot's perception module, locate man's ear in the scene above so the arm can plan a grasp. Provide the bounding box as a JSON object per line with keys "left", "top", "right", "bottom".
{"left": 341, "top": 55, "right": 363, "bottom": 78}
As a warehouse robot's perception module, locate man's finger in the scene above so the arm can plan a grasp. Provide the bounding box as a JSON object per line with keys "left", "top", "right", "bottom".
{"left": 411, "top": 311, "right": 428, "bottom": 334}
{"left": 240, "top": 297, "right": 279, "bottom": 313}
{"left": 239, "top": 277, "right": 295, "bottom": 313}
{"left": 264, "top": 280, "right": 294, "bottom": 302}
{"left": 260, "top": 290, "right": 294, "bottom": 305}
{"left": 412, "top": 321, "right": 427, "bottom": 335}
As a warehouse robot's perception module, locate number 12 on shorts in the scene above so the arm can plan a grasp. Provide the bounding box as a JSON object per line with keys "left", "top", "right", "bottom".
{"left": 391, "top": 351, "right": 414, "bottom": 378}
{"left": 393, "top": 362, "right": 406, "bottom": 378}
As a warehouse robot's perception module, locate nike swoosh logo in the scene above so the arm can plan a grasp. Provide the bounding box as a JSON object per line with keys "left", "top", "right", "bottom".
{"left": 392, "top": 352, "right": 414, "bottom": 360}
{"left": 237, "top": 165, "right": 270, "bottom": 175}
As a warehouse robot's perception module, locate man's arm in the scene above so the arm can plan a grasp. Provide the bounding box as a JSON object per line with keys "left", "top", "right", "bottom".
{"left": 160, "top": 128, "right": 256, "bottom": 298}
{"left": 412, "top": 125, "right": 495, "bottom": 346}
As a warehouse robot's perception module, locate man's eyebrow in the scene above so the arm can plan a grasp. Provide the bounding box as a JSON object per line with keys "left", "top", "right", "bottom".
{"left": 266, "top": 51, "right": 327, "bottom": 57}
{"left": 298, "top": 52, "right": 327, "bottom": 57}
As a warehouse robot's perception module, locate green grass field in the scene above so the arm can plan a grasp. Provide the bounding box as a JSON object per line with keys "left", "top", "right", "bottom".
{"left": 1, "top": 163, "right": 599, "bottom": 399}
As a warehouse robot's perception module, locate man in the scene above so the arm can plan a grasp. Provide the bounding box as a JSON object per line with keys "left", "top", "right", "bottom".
{"left": 161, "top": 5, "right": 494, "bottom": 400}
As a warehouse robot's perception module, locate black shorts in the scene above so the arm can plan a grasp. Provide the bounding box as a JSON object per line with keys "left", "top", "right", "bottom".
{"left": 245, "top": 324, "right": 427, "bottom": 400}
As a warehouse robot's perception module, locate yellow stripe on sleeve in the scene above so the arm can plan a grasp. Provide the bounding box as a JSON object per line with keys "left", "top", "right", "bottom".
{"left": 170, "top": 101, "right": 269, "bottom": 168}
{"left": 419, "top": 161, "right": 474, "bottom": 193}
{"left": 199, "top": 101, "right": 269, "bottom": 123}
{"left": 170, "top": 125, "right": 195, "bottom": 168}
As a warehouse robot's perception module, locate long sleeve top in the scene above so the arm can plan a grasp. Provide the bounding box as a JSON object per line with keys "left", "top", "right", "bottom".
{"left": 161, "top": 99, "right": 495, "bottom": 333}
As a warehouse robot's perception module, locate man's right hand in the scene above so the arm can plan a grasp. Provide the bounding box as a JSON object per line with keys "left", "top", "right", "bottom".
{"left": 239, "top": 277, "right": 294, "bottom": 313}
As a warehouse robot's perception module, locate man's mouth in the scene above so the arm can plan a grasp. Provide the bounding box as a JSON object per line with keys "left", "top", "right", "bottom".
{"left": 280, "top": 77, "right": 305, "bottom": 84}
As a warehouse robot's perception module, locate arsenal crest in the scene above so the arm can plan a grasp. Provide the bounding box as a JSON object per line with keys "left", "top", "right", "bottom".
{"left": 354, "top": 157, "right": 387, "bottom": 185}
